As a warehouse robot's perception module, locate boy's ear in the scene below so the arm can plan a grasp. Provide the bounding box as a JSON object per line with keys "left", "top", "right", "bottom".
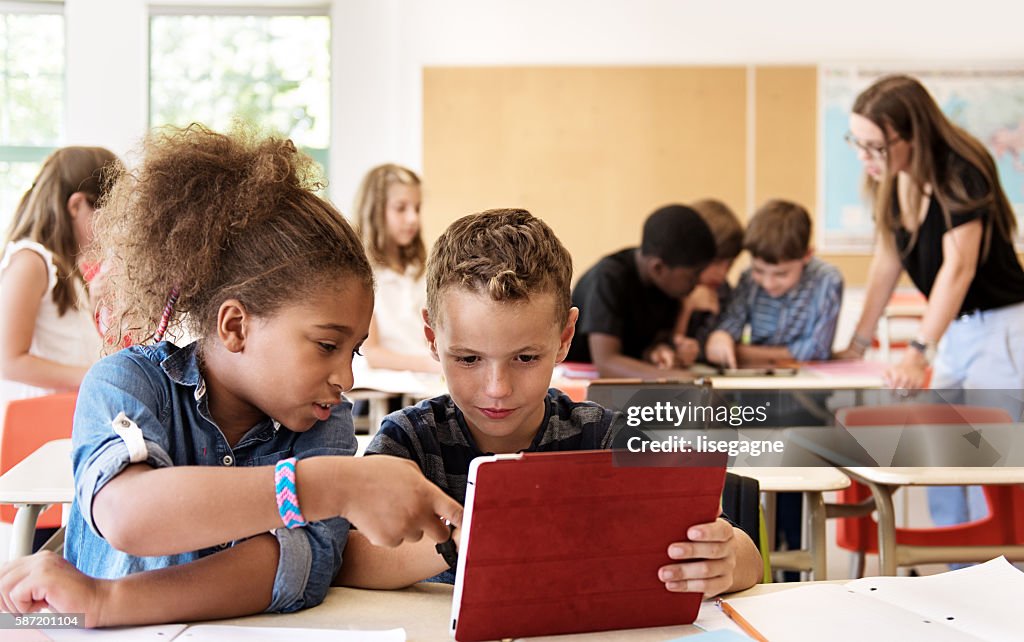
{"left": 556, "top": 307, "right": 580, "bottom": 363}
{"left": 803, "top": 247, "right": 815, "bottom": 264}
{"left": 217, "top": 299, "right": 249, "bottom": 353}
{"left": 421, "top": 308, "right": 439, "bottom": 361}
{"left": 647, "top": 256, "right": 666, "bottom": 278}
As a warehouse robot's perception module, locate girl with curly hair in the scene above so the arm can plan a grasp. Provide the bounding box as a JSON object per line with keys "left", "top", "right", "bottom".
{"left": 0, "top": 126, "right": 461, "bottom": 626}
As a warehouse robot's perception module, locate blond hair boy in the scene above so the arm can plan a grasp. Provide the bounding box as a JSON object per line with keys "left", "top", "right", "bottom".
{"left": 337, "top": 209, "right": 762, "bottom": 597}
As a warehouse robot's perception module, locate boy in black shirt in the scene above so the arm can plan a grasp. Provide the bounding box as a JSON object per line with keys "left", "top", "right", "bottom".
{"left": 567, "top": 204, "right": 715, "bottom": 377}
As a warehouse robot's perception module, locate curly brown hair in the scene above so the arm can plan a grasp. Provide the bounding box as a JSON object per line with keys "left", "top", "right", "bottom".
{"left": 93, "top": 124, "right": 372, "bottom": 350}
{"left": 426, "top": 208, "right": 572, "bottom": 326}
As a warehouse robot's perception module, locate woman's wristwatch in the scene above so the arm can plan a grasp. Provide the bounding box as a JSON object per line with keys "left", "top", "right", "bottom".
{"left": 909, "top": 337, "right": 937, "bottom": 364}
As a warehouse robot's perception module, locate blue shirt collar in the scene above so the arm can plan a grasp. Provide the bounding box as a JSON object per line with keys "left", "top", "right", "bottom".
{"left": 160, "top": 341, "right": 203, "bottom": 388}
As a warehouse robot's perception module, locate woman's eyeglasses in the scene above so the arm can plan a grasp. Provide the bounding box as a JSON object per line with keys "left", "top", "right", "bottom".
{"left": 844, "top": 132, "right": 901, "bottom": 160}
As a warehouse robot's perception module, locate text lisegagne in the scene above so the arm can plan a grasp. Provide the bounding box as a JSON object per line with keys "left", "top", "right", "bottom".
{"left": 625, "top": 434, "right": 784, "bottom": 457}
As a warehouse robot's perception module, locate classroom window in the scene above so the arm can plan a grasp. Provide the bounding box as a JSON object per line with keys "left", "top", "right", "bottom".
{"left": 149, "top": 11, "right": 331, "bottom": 180}
{"left": 0, "top": 6, "right": 64, "bottom": 232}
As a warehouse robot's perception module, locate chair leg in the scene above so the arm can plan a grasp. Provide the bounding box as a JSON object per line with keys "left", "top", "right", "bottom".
{"left": 849, "top": 551, "right": 866, "bottom": 579}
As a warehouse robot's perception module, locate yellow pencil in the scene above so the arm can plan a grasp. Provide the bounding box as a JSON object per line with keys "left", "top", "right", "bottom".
{"left": 717, "top": 598, "right": 770, "bottom": 642}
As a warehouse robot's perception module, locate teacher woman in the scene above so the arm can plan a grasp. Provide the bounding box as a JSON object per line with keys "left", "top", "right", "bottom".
{"left": 838, "top": 74, "right": 1024, "bottom": 393}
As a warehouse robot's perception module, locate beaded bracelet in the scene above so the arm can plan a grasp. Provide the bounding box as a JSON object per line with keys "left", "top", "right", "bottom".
{"left": 274, "top": 457, "right": 307, "bottom": 529}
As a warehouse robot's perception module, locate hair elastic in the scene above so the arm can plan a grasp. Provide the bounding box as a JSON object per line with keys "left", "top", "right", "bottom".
{"left": 274, "top": 457, "right": 307, "bottom": 529}
{"left": 154, "top": 286, "right": 180, "bottom": 342}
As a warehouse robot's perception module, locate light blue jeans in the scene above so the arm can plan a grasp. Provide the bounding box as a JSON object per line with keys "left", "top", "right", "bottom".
{"left": 927, "top": 301, "right": 1024, "bottom": 531}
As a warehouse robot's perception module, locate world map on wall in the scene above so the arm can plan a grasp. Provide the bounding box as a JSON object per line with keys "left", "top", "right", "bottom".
{"left": 820, "top": 66, "right": 1024, "bottom": 252}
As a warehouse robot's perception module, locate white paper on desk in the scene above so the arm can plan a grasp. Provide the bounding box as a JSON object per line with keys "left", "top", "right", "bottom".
{"left": 176, "top": 625, "right": 405, "bottom": 641}
{"left": 723, "top": 584, "right": 984, "bottom": 641}
{"left": 844, "top": 556, "right": 1024, "bottom": 641}
{"left": 44, "top": 624, "right": 187, "bottom": 640}
{"left": 693, "top": 599, "right": 746, "bottom": 635}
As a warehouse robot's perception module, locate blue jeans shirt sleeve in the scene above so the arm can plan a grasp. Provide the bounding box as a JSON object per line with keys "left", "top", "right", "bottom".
{"left": 71, "top": 351, "right": 176, "bottom": 537}
{"left": 266, "top": 516, "right": 350, "bottom": 613}
{"left": 266, "top": 407, "right": 357, "bottom": 613}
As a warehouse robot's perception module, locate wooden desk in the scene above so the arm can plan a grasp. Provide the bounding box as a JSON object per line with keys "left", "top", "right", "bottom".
{"left": 0, "top": 438, "right": 73, "bottom": 559}
{"left": 730, "top": 466, "right": 850, "bottom": 580}
{"left": 787, "top": 424, "right": 1024, "bottom": 575}
{"left": 199, "top": 581, "right": 811, "bottom": 641}
{"left": 839, "top": 466, "right": 1024, "bottom": 575}
{"left": 707, "top": 363, "right": 885, "bottom": 390}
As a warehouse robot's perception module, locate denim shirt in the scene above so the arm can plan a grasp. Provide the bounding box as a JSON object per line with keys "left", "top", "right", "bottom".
{"left": 64, "top": 341, "right": 356, "bottom": 613}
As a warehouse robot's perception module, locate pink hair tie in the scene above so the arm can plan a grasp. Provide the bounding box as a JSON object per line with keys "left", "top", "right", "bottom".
{"left": 154, "top": 287, "right": 179, "bottom": 342}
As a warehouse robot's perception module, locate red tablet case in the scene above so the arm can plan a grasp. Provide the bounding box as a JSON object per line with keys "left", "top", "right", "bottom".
{"left": 451, "top": 449, "right": 727, "bottom": 641}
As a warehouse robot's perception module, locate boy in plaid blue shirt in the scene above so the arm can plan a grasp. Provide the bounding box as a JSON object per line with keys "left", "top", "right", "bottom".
{"left": 706, "top": 200, "right": 843, "bottom": 368}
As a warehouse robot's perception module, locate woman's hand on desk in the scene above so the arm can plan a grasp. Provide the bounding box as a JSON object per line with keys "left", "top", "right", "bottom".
{"left": 0, "top": 551, "right": 109, "bottom": 628}
{"left": 884, "top": 349, "right": 929, "bottom": 390}
{"left": 657, "top": 517, "right": 757, "bottom": 599}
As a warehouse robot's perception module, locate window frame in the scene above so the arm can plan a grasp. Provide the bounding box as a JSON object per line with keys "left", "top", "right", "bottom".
{"left": 147, "top": 4, "right": 331, "bottom": 178}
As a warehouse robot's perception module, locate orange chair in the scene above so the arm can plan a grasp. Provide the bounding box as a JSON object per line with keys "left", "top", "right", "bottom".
{"left": 1, "top": 393, "right": 78, "bottom": 528}
{"left": 833, "top": 403, "right": 1024, "bottom": 575}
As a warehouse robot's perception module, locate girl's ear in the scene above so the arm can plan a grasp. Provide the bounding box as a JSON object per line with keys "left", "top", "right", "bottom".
{"left": 67, "top": 191, "right": 89, "bottom": 218}
{"left": 217, "top": 299, "right": 249, "bottom": 353}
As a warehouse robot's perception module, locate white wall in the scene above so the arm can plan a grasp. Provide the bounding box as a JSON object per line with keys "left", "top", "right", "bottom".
{"left": 65, "top": 0, "right": 148, "bottom": 159}
{"left": 60, "top": 0, "right": 1024, "bottom": 208}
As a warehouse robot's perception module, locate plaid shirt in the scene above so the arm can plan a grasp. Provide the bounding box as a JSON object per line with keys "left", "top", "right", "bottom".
{"left": 716, "top": 257, "right": 843, "bottom": 361}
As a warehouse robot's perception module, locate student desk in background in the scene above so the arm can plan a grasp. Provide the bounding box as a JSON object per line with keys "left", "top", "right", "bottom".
{"left": 350, "top": 369, "right": 592, "bottom": 434}
{"left": 705, "top": 360, "right": 886, "bottom": 391}
{"left": 729, "top": 466, "right": 850, "bottom": 580}
{"left": 788, "top": 423, "right": 1024, "bottom": 575}
{"left": 0, "top": 438, "right": 73, "bottom": 559}
{"left": 348, "top": 371, "right": 448, "bottom": 435}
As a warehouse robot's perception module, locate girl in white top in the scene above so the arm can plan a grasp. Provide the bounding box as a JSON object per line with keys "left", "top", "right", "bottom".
{"left": 354, "top": 164, "right": 439, "bottom": 373}
{"left": 0, "top": 147, "right": 117, "bottom": 404}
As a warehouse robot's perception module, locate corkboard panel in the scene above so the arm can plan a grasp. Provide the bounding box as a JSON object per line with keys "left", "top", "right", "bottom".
{"left": 422, "top": 67, "right": 748, "bottom": 282}
{"left": 753, "top": 66, "right": 877, "bottom": 283}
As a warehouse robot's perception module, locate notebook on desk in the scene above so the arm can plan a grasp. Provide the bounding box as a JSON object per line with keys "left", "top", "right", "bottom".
{"left": 449, "top": 449, "right": 726, "bottom": 641}
{"left": 720, "top": 557, "right": 1024, "bottom": 641}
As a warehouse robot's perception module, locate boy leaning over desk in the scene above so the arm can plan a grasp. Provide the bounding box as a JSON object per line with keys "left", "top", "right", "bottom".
{"left": 335, "top": 208, "right": 763, "bottom": 597}
{"left": 706, "top": 199, "right": 844, "bottom": 369}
